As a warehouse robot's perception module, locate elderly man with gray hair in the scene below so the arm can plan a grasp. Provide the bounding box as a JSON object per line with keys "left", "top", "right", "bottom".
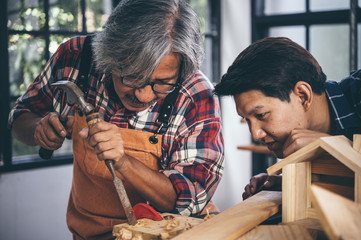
{"left": 8, "top": 0, "right": 224, "bottom": 239}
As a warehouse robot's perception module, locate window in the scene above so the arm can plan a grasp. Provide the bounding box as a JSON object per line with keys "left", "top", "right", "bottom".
{"left": 0, "top": 0, "right": 221, "bottom": 172}
{"left": 251, "top": 0, "right": 361, "bottom": 174}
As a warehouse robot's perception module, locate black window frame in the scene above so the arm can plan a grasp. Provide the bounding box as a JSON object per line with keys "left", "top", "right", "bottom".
{"left": 0, "top": 0, "right": 221, "bottom": 173}
{"left": 251, "top": 0, "right": 361, "bottom": 175}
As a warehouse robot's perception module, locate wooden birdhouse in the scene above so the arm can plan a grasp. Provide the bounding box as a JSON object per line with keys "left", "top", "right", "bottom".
{"left": 267, "top": 134, "right": 361, "bottom": 223}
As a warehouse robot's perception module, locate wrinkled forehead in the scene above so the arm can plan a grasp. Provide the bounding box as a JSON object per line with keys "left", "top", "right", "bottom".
{"left": 115, "top": 52, "right": 181, "bottom": 79}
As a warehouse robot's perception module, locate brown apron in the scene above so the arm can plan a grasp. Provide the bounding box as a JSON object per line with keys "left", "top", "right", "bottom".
{"left": 67, "top": 113, "right": 218, "bottom": 240}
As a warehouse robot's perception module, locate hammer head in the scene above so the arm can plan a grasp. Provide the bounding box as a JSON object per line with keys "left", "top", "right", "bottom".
{"left": 52, "top": 80, "right": 94, "bottom": 115}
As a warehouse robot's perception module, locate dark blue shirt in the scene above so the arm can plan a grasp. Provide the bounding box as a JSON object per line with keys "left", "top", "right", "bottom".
{"left": 326, "top": 69, "right": 361, "bottom": 140}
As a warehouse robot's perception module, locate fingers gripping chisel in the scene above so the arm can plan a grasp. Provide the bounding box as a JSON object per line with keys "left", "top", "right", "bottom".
{"left": 52, "top": 80, "right": 137, "bottom": 225}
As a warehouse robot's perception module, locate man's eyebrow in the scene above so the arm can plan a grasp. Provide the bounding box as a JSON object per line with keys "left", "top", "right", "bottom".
{"left": 247, "top": 105, "right": 264, "bottom": 116}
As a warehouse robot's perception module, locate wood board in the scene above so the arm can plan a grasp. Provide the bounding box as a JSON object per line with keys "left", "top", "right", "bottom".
{"left": 281, "top": 218, "right": 327, "bottom": 240}
{"left": 113, "top": 213, "right": 203, "bottom": 240}
{"left": 173, "top": 191, "right": 281, "bottom": 240}
{"left": 309, "top": 184, "right": 361, "bottom": 240}
{"left": 267, "top": 135, "right": 361, "bottom": 176}
{"left": 237, "top": 225, "right": 313, "bottom": 240}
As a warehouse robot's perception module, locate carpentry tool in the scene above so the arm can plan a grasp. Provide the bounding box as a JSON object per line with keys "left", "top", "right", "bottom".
{"left": 51, "top": 80, "right": 137, "bottom": 225}
{"left": 39, "top": 104, "right": 72, "bottom": 159}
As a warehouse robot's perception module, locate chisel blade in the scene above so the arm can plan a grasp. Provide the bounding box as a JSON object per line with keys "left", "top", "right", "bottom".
{"left": 105, "top": 160, "right": 137, "bottom": 226}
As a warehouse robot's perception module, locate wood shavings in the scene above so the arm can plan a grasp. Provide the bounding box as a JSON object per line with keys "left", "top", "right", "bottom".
{"left": 163, "top": 218, "right": 180, "bottom": 231}
{"left": 203, "top": 208, "right": 215, "bottom": 221}
{"left": 114, "top": 228, "right": 133, "bottom": 240}
{"left": 113, "top": 213, "right": 203, "bottom": 239}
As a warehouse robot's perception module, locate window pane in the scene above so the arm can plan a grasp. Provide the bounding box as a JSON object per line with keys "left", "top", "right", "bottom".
{"left": 189, "top": 0, "right": 208, "bottom": 34}
{"left": 8, "top": 34, "right": 46, "bottom": 97}
{"left": 12, "top": 138, "right": 73, "bottom": 162}
{"left": 12, "top": 139, "right": 39, "bottom": 160}
{"left": 264, "top": 0, "right": 305, "bottom": 15}
{"left": 49, "top": 0, "right": 80, "bottom": 31}
{"left": 310, "top": 0, "right": 349, "bottom": 11}
{"left": 86, "top": 0, "right": 112, "bottom": 32}
{"left": 269, "top": 26, "right": 306, "bottom": 48}
{"left": 8, "top": 0, "right": 45, "bottom": 31}
{"left": 310, "top": 24, "right": 349, "bottom": 81}
{"left": 49, "top": 35, "right": 74, "bottom": 55}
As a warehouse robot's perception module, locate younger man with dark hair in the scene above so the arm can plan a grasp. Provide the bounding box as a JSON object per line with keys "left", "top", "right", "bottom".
{"left": 215, "top": 37, "right": 361, "bottom": 199}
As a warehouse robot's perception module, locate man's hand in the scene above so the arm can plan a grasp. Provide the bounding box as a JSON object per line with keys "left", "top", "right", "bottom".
{"left": 34, "top": 112, "right": 74, "bottom": 150}
{"left": 242, "top": 173, "right": 282, "bottom": 200}
{"left": 282, "top": 128, "right": 330, "bottom": 157}
{"left": 79, "top": 120, "right": 127, "bottom": 170}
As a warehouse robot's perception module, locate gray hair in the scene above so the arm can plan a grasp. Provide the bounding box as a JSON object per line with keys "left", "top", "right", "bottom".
{"left": 92, "top": 0, "right": 204, "bottom": 82}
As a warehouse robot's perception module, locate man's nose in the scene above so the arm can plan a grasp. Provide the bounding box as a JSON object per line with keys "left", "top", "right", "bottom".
{"left": 249, "top": 123, "right": 267, "bottom": 141}
{"left": 134, "top": 85, "right": 157, "bottom": 103}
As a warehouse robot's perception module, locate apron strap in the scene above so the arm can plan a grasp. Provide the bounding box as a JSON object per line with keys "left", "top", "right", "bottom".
{"left": 156, "top": 60, "right": 184, "bottom": 125}
{"left": 149, "top": 86, "right": 180, "bottom": 144}
{"left": 149, "top": 63, "right": 182, "bottom": 144}
{"left": 76, "top": 34, "right": 94, "bottom": 95}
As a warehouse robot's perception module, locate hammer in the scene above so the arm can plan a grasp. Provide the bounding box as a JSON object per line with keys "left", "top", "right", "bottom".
{"left": 52, "top": 80, "right": 137, "bottom": 225}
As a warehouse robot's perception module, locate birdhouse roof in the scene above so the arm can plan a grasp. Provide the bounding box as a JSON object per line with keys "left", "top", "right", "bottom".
{"left": 267, "top": 135, "right": 361, "bottom": 175}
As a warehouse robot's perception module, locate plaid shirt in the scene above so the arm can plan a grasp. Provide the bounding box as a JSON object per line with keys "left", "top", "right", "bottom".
{"left": 326, "top": 69, "right": 361, "bottom": 140}
{"left": 8, "top": 36, "right": 224, "bottom": 216}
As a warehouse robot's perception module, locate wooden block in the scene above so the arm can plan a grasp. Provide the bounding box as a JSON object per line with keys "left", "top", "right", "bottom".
{"left": 309, "top": 184, "right": 361, "bottom": 240}
{"left": 282, "top": 162, "right": 310, "bottom": 222}
{"left": 173, "top": 191, "right": 281, "bottom": 240}
{"left": 113, "top": 213, "right": 203, "bottom": 240}
{"left": 237, "top": 225, "right": 313, "bottom": 240}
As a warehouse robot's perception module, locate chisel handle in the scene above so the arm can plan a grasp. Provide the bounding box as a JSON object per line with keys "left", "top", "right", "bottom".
{"left": 85, "top": 111, "right": 137, "bottom": 225}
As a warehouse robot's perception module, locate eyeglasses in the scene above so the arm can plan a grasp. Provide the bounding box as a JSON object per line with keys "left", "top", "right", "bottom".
{"left": 120, "top": 76, "right": 179, "bottom": 94}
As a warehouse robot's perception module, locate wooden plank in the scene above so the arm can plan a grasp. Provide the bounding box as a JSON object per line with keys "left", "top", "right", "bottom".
{"left": 267, "top": 138, "right": 323, "bottom": 175}
{"left": 355, "top": 174, "right": 361, "bottom": 203}
{"left": 173, "top": 191, "right": 281, "bottom": 240}
{"left": 282, "top": 162, "right": 310, "bottom": 222}
{"left": 354, "top": 135, "right": 361, "bottom": 204}
{"left": 320, "top": 135, "right": 361, "bottom": 176}
{"left": 268, "top": 135, "right": 361, "bottom": 176}
{"left": 282, "top": 218, "right": 326, "bottom": 240}
{"left": 113, "top": 213, "right": 203, "bottom": 240}
{"left": 309, "top": 184, "right": 361, "bottom": 240}
{"left": 311, "top": 154, "right": 354, "bottom": 177}
{"left": 237, "top": 144, "right": 272, "bottom": 154}
{"left": 312, "top": 182, "right": 354, "bottom": 200}
{"left": 282, "top": 217, "right": 323, "bottom": 231}
{"left": 306, "top": 208, "right": 318, "bottom": 220}
{"left": 237, "top": 225, "right": 313, "bottom": 240}
{"left": 353, "top": 134, "right": 361, "bottom": 153}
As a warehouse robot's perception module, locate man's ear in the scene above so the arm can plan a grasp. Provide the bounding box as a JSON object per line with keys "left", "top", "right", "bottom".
{"left": 293, "top": 81, "right": 313, "bottom": 110}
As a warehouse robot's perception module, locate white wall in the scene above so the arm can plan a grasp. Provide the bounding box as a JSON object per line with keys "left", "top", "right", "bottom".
{"left": 0, "top": 1, "right": 253, "bottom": 239}
{"left": 0, "top": 165, "right": 73, "bottom": 240}
{"left": 212, "top": 0, "right": 252, "bottom": 211}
